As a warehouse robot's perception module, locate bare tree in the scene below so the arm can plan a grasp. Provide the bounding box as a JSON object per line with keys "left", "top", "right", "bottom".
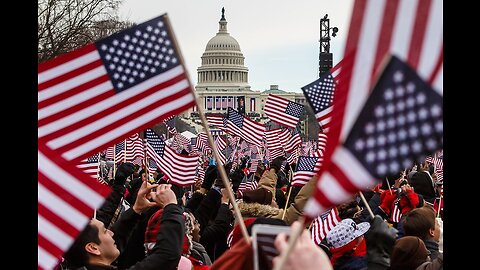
{"left": 38, "top": 0, "right": 133, "bottom": 63}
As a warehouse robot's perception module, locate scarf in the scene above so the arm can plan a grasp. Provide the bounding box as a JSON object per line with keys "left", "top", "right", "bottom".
{"left": 330, "top": 238, "right": 367, "bottom": 266}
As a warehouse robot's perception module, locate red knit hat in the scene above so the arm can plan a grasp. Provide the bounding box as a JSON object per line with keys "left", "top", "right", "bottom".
{"left": 144, "top": 208, "right": 190, "bottom": 254}
{"left": 227, "top": 217, "right": 257, "bottom": 248}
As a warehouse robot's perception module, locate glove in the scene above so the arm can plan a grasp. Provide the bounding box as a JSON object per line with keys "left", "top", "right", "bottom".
{"left": 365, "top": 215, "right": 397, "bottom": 268}
{"left": 113, "top": 162, "right": 135, "bottom": 186}
{"left": 270, "top": 157, "right": 286, "bottom": 173}
{"left": 201, "top": 165, "right": 217, "bottom": 190}
{"left": 399, "top": 188, "right": 419, "bottom": 214}
{"left": 379, "top": 190, "right": 397, "bottom": 215}
{"left": 230, "top": 168, "right": 244, "bottom": 193}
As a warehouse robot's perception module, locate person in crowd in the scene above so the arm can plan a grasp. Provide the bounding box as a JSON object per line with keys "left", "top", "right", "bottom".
{"left": 409, "top": 161, "right": 436, "bottom": 205}
{"left": 63, "top": 183, "right": 185, "bottom": 270}
{"left": 325, "top": 218, "right": 370, "bottom": 270}
{"left": 389, "top": 236, "right": 430, "bottom": 270}
{"left": 402, "top": 205, "right": 441, "bottom": 260}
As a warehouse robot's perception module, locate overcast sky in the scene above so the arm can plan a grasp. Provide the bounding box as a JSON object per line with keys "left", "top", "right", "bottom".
{"left": 118, "top": 0, "right": 354, "bottom": 93}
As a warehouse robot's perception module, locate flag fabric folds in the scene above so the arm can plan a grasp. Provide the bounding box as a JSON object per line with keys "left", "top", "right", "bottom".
{"left": 145, "top": 129, "right": 198, "bottom": 186}
{"left": 38, "top": 143, "right": 111, "bottom": 270}
{"left": 305, "top": 55, "right": 443, "bottom": 217}
{"left": 38, "top": 14, "right": 195, "bottom": 162}
{"left": 310, "top": 208, "right": 341, "bottom": 245}
{"left": 304, "top": 0, "right": 443, "bottom": 219}
{"left": 76, "top": 153, "right": 100, "bottom": 179}
{"left": 264, "top": 94, "right": 304, "bottom": 128}
{"left": 301, "top": 66, "right": 340, "bottom": 133}
{"left": 226, "top": 107, "right": 265, "bottom": 146}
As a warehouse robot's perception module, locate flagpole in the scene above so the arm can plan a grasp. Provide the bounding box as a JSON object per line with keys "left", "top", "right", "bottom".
{"left": 123, "top": 139, "right": 127, "bottom": 164}
{"left": 96, "top": 152, "right": 102, "bottom": 180}
{"left": 436, "top": 192, "right": 442, "bottom": 218}
{"left": 113, "top": 144, "right": 117, "bottom": 176}
{"left": 385, "top": 177, "right": 393, "bottom": 195}
{"left": 164, "top": 14, "right": 250, "bottom": 244}
{"left": 142, "top": 130, "right": 149, "bottom": 181}
{"left": 282, "top": 168, "right": 294, "bottom": 220}
{"left": 359, "top": 191, "right": 374, "bottom": 219}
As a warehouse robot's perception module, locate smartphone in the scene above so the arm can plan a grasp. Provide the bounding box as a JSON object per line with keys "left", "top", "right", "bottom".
{"left": 252, "top": 224, "right": 291, "bottom": 270}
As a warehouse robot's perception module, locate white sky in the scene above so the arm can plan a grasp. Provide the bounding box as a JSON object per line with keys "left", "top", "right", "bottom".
{"left": 118, "top": 0, "right": 354, "bottom": 93}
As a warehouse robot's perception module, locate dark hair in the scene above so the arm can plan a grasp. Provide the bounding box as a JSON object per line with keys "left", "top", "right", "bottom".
{"left": 63, "top": 222, "right": 100, "bottom": 267}
{"left": 402, "top": 206, "right": 435, "bottom": 240}
{"left": 337, "top": 199, "right": 360, "bottom": 220}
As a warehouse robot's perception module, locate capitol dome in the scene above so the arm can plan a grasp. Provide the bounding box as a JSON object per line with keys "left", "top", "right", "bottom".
{"left": 196, "top": 8, "right": 250, "bottom": 91}
{"left": 205, "top": 34, "right": 241, "bottom": 52}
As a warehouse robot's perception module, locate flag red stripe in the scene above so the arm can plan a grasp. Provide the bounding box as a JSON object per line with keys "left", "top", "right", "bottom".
{"left": 39, "top": 73, "right": 186, "bottom": 139}
{"left": 38, "top": 59, "right": 104, "bottom": 92}
{"left": 45, "top": 87, "right": 192, "bottom": 161}
{"left": 38, "top": 234, "right": 63, "bottom": 265}
{"left": 428, "top": 46, "right": 443, "bottom": 85}
{"left": 371, "top": 0, "right": 399, "bottom": 83}
{"left": 38, "top": 44, "right": 98, "bottom": 73}
{"left": 407, "top": 0, "right": 432, "bottom": 69}
{"left": 43, "top": 82, "right": 189, "bottom": 147}
{"left": 38, "top": 143, "right": 112, "bottom": 196}
{"left": 38, "top": 172, "right": 94, "bottom": 217}
{"left": 329, "top": 162, "right": 360, "bottom": 193}
{"left": 39, "top": 87, "right": 115, "bottom": 127}
{"left": 343, "top": 0, "right": 368, "bottom": 55}
{"left": 38, "top": 203, "right": 80, "bottom": 237}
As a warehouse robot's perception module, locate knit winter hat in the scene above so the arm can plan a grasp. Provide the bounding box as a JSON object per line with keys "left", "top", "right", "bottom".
{"left": 144, "top": 208, "right": 190, "bottom": 254}
{"left": 389, "top": 236, "right": 429, "bottom": 270}
{"left": 326, "top": 218, "right": 370, "bottom": 249}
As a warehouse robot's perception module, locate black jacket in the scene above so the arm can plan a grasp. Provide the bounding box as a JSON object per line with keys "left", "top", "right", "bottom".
{"left": 78, "top": 204, "right": 185, "bottom": 270}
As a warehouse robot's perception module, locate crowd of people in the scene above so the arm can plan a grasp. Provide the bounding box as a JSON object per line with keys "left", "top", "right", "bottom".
{"left": 58, "top": 153, "right": 443, "bottom": 270}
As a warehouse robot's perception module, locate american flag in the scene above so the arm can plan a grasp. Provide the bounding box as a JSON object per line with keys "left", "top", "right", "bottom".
{"left": 316, "top": 132, "right": 328, "bottom": 157}
{"left": 105, "top": 146, "right": 114, "bottom": 160}
{"left": 310, "top": 207, "right": 341, "bottom": 245}
{"left": 280, "top": 128, "right": 302, "bottom": 154}
{"left": 425, "top": 150, "right": 443, "bottom": 182}
{"left": 207, "top": 114, "right": 226, "bottom": 128}
{"left": 145, "top": 129, "right": 198, "bottom": 186}
{"left": 164, "top": 115, "right": 177, "bottom": 134}
{"left": 264, "top": 94, "right": 304, "bottom": 128}
{"left": 305, "top": 0, "right": 443, "bottom": 218}
{"left": 114, "top": 140, "right": 126, "bottom": 163}
{"left": 391, "top": 198, "right": 402, "bottom": 223}
{"left": 206, "top": 97, "right": 213, "bottom": 110}
{"left": 195, "top": 132, "right": 211, "bottom": 155}
{"left": 76, "top": 153, "right": 100, "bottom": 179}
{"left": 292, "top": 156, "right": 323, "bottom": 187}
{"left": 38, "top": 143, "right": 111, "bottom": 270}
{"left": 265, "top": 129, "right": 283, "bottom": 151}
{"left": 301, "top": 63, "right": 342, "bottom": 133}
{"left": 38, "top": 14, "right": 195, "bottom": 162}
{"left": 125, "top": 133, "right": 145, "bottom": 161}
{"left": 305, "top": 55, "right": 443, "bottom": 217}
{"left": 226, "top": 107, "right": 265, "bottom": 146}
{"left": 286, "top": 150, "right": 299, "bottom": 166}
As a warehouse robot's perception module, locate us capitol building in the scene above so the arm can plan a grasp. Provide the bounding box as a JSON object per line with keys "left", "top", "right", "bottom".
{"left": 185, "top": 8, "right": 306, "bottom": 124}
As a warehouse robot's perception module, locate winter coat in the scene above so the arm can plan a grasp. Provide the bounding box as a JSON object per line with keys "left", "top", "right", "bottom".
{"left": 190, "top": 241, "right": 212, "bottom": 266}
{"left": 76, "top": 204, "right": 185, "bottom": 270}
{"left": 423, "top": 239, "right": 440, "bottom": 260}
{"left": 238, "top": 168, "right": 317, "bottom": 225}
{"left": 416, "top": 253, "right": 443, "bottom": 270}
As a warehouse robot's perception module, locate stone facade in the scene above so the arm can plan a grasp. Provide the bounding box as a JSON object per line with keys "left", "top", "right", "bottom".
{"left": 184, "top": 9, "right": 305, "bottom": 123}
